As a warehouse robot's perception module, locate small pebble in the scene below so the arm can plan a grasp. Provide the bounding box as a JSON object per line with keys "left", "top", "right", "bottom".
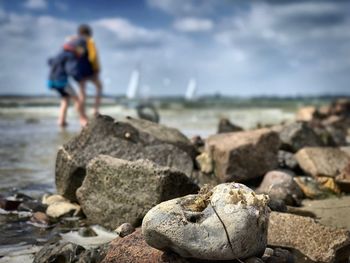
{"left": 115, "top": 223, "right": 135, "bottom": 237}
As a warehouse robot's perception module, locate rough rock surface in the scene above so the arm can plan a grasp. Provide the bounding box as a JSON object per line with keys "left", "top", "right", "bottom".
{"left": 56, "top": 115, "right": 194, "bottom": 201}
{"left": 33, "top": 242, "right": 85, "bottom": 263}
{"left": 142, "top": 183, "right": 270, "bottom": 260}
{"left": 102, "top": 229, "right": 189, "bottom": 263}
{"left": 33, "top": 242, "right": 108, "bottom": 263}
{"left": 268, "top": 212, "right": 350, "bottom": 263}
{"left": 76, "top": 156, "right": 199, "bottom": 229}
{"left": 295, "top": 147, "right": 350, "bottom": 178}
{"left": 279, "top": 122, "right": 323, "bottom": 152}
{"left": 205, "top": 128, "right": 280, "bottom": 182}
{"left": 256, "top": 170, "right": 303, "bottom": 206}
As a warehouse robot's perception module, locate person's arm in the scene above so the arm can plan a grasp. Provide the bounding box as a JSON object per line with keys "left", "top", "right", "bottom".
{"left": 87, "top": 38, "right": 100, "bottom": 73}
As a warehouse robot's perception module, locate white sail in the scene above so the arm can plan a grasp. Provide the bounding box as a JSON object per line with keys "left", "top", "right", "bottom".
{"left": 185, "top": 78, "right": 197, "bottom": 101}
{"left": 126, "top": 69, "right": 140, "bottom": 99}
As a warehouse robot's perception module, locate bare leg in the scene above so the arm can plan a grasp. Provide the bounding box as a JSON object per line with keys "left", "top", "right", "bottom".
{"left": 79, "top": 80, "right": 87, "bottom": 118}
{"left": 72, "top": 95, "right": 88, "bottom": 127}
{"left": 91, "top": 75, "right": 102, "bottom": 116}
{"left": 58, "top": 97, "right": 69, "bottom": 127}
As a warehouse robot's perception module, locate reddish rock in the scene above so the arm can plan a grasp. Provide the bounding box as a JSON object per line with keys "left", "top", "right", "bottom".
{"left": 102, "top": 229, "right": 189, "bottom": 263}
{"left": 206, "top": 128, "right": 280, "bottom": 182}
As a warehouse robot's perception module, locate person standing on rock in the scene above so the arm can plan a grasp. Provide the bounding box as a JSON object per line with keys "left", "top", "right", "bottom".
{"left": 66, "top": 24, "right": 103, "bottom": 118}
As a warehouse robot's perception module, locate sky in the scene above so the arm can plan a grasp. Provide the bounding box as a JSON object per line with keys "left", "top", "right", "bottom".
{"left": 0, "top": 0, "right": 349, "bottom": 97}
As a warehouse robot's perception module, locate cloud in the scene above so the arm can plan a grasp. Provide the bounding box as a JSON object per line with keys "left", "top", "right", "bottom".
{"left": 93, "top": 18, "right": 168, "bottom": 48}
{"left": 23, "top": 0, "right": 47, "bottom": 10}
{"left": 173, "top": 17, "right": 213, "bottom": 32}
{"left": 146, "top": 0, "right": 221, "bottom": 16}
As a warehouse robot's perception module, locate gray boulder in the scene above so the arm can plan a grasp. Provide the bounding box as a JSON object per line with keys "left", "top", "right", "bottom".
{"left": 56, "top": 115, "right": 194, "bottom": 201}
{"left": 205, "top": 128, "right": 280, "bottom": 182}
{"left": 279, "top": 122, "right": 323, "bottom": 152}
{"left": 76, "top": 156, "right": 199, "bottom": 229}
{"left": 142, "top": 183, "right": 270, "bottom": 260}
{"left": 256, "top": 170, "right": 303, "bottom": 206}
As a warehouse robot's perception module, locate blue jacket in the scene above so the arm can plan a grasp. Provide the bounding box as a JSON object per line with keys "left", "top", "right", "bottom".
{"left": 48, "top": 50, "right": 78, "bottom": 88}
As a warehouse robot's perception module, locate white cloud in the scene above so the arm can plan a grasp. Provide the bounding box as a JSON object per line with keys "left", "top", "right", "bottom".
{"left": 146, "top": 0, "right": 220, "bottom": 16}
{"left": 23, "top": 0, "right": 47, "bottom": 10}
{"left": 93, "top": 18, "right": 166, "bottom": 46}
{"left": 173, "top": 17, "right": 213, "bottom": 32}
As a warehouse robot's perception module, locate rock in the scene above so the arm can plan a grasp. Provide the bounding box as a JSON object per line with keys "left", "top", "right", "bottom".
{"left": 330, "top": 98, "right": 350, "bottom": 117}
{"left": 268, "top": 212, "right": 350, "bottom": 263}
{"left": 267, "top": 198, "right": 287, "bottom": 212}
{"left": 296, "top": 106, "right": 316, "bottom": 122}
{"left": 78, "top": 227, "right": 98, "bottom": 237}
{"left": 30, "top": 212, "right": 50, "bottom": 225}
{"left": 190, "top": 170, "right": 221, "bottom": 188}
{"left": 217, "top": 118, "right": 244, "bottom": 133}
{"left": 190, "top": 135, "right": 205, "bottom": 154}
{"left": 245, "top": 257, "right": 264, "bottom": 263}
{"left": 43, "top": 194, "right": 81, "bottom": 218}
{"left": 142, "top": 183, "right": 270, "bottom": 260}
{"left": 102, "top": 229, "right": 189, "bottom": 263}
{"left": 78, "top": 244, "right": 109, "bottom": 263}
{"left": 18, "top": 200, "right": 47, "bottom": 213}
{"left": 316, "top": 176, "right": 341, "bottom": 194}
{"left": 256, "top": 170, "right": 303, "bottom": 206}
{"left": 279, "top": 122, "right": 323, "bottom": 152}
{"left": 123, "top": 116, "right": 195, "bottom": 157}
{"left": 293, "top": 176, "right": 332, "bottom": 199}
{"left": 299, "top": 196, "right": 350, "bottom": 231}
{"left": 278, "top": 150, "right": 299, "bottom": 171}
{"left": 295, "top": 147, "right": 350, "bottom": 178}
{"left": 206, "top": 128, "right": 280, "bottom": 182}
{"left": 115, "top": 223, "right": 135, "bottom": 238}
{"left": 0, "top": 197, "right": 22, "bottom": 211}
{"left": 195, "top": 151, "right": 213, "bottom": 174}
{"left": 262, "top": 248, "right": 293, "bottom": 263}
{"left": 336, "top": 161, "right": 350, "bottom": 192}
{"left": 56, "top": 115, "right": 195, "bottom": 201}
{"left": 76, "top": 156, "right": 199, "bottom": 229}
{"left": 33, "top": 242, "right": 85, "bottom": 263}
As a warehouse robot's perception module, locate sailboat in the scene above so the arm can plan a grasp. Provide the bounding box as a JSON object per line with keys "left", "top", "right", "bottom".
{"left": 126, "top": 69, "right": 140, "bottom": 100}
{"left": 185, "top": 78, "right": 197, "bottom": 101}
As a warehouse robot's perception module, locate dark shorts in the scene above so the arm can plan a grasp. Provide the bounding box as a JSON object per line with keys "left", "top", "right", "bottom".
{"left": 51, "top": 85, "right": 76, "bottom": 98}
{"left": 74, "top": 59, "right": 94, "bottom": 81}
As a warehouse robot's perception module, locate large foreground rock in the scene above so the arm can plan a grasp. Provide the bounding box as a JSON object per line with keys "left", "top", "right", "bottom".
{"left": 295, "top": 147, "right": 350, "bottom": 178}
{"left": 268, "top": 212, "right": 350, "bottom": 263}
{"left": 56, "top": 115, "right": 195, "bottom": 201}
{"left": 142, "top": 183, "right": 270, "bottom": 260}
{"left": 76, "top": 156, "right": 199, "bottom": 229}
{"left": 205, "top": 128, "right": 280, "bottom": 182}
